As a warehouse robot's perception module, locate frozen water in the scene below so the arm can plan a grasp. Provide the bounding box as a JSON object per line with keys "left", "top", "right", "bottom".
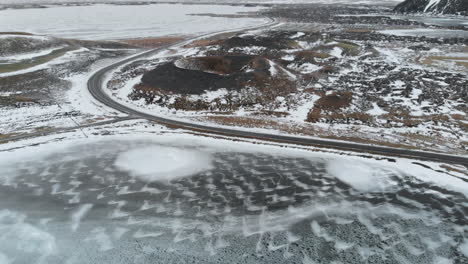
{"left": 0, "top": 253, "right": 9, "bottom": 264}
{"left": 114, "top": 146, "right": 213, "bottom": 182}
{"left": 0, "top": 4, "right": 267, "bottom": 40}
{"left": 379, "top": 28, "right": 468, "bottom": 38}
{"left": 326, "top": 160, "right": 397, "bottom": 192}
{"left": 0, "top": 210, "right": 57, "bottom": 261}
{"left": 0, "top": 136, "right": 466, "bottom": 263}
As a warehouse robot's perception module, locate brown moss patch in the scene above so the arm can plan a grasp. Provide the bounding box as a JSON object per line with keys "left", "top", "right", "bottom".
{"left": 315, "top": 91, "right": 353, "bottom": 111}
{"left": 122, "top": 37, "right": 185, "bottom": 48}
{"left": 184, "top": 39, "right": 225, "bottom": 48}
{"left": 0, "top": 32, "right": 34, "bottom": 36}
{"left": 421, "top": 55, "right": 468, "bottom": 69}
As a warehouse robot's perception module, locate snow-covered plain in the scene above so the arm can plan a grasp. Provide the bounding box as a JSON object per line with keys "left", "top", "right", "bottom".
{"left": 0, "top": 4, "right": 267, "bottom": 40}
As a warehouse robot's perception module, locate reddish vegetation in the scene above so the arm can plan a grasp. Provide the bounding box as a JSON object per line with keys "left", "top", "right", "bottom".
{"left": 122, "top": 37, "right": 185, "bottom": 48}
{"left": 184, "top": 39, "right": 224, "bottom": 48}
{"left": 306, "top": 91, "right": 369, "bottom": 123}
{"left": 315, "top": 91, "right": 353, "bottom": 110}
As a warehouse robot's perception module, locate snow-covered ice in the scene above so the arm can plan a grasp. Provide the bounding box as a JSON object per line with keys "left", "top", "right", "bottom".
{"left": 0, "top": 128, "right": 466, "bottom": 263}
{"left": 326, "top": 160, "right": 397, "bottom": 192}
{"left": 0, "top": 4, "right": 267, "bottom": 40}
{"left": 115, "top": 146, "right": 214, "bottom": 182}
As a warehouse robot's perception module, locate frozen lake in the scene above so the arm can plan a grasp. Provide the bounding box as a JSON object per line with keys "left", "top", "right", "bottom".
{"left": 391, "top": 15, "right": 468, "bottom": 28}
{"left": 0, "top": 3, "right": 267, "bottom": 40}
{"left": 0, "top": 136, "right": 467, "bottom": 263}
{"left": 379, "top": 28, "right": 468, "bottom": 38}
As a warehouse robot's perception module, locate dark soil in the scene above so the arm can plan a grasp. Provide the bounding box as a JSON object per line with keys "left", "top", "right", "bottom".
{"left": 221, "top": 34, "right": 299, "bottom": 50}
{"left": 140, "top": 55, "right": 274, "bottom": 95}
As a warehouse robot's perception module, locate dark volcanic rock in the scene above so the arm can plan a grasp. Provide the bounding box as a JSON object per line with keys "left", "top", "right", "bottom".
{"left": 140, "top": 56, "right": 273, "bottom": 95}
{"left": 394, "top": 0, "right": 468, "bottom": 15}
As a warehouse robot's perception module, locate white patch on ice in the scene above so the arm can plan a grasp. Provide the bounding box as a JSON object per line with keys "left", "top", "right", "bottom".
{"left": 85, "top": 227, "right": 113, "bottom": 251}
{"left": 460, "top": 239, "right": 468, "bottom": 258}
{"left": 434, "top": 256, "right": 453, "bottom": 264}
{"left": 114, "top": 146, "right": 214, "bottom": 182}
{"left": 398, "top": 162, "right": 468, "bottom": 199}
{"left": 0, "top": 252, "right": 10, "bottom": 264}
{"left": 326, "top": 160, "right": 397, "bottom": 192}
{"left": 71, "top": 204, "right": 93, "bottom": 232}
{"left": 0, "top": 210, "right": 57, "bottom": 258}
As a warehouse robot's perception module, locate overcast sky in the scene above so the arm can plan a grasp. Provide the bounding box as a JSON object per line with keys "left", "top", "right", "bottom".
{"left": 0, "top": 0, "right": 403, "bottom": 4}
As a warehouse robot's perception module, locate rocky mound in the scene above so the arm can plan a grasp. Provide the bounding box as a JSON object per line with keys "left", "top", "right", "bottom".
{"left": 174, "top": 56, "right": 254, "bottom": 75}
{"left": 221, "top": 34, "right": 299, "bottom": 50}
{"left": 394, "top": 0, "right": 468, "bottom": 15}
{"left": 140, "top": 55, "right": 294, "bottom": 95}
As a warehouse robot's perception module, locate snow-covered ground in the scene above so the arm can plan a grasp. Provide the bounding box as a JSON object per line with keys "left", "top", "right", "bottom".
{"left": 0, "top": 3, "right": 267, "bottom": 40}
{"left": 103, "top": 25, "right": 467, "bottom": 154}
{"left": 0, "top": 46, "right": 64, "bottom": 62}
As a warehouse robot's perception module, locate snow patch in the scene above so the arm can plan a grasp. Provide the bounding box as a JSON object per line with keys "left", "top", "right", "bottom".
{"left": 366, "top": 102, "right": 387, "bottom": 116}
{"left": 330, "top": 47, "right": 343, "bottom": 58}
{"left": 114, "top": 146, "right": 214, "bottom": 182}
{"left": 0, "top": 210, "right": 57, "bottom": 260}
{"left": 425, "top": 0, "right": 441, "bottom": 12}
{"left": 71, "top": 204, "right": 93, "bottom": 232}
{"left": 0, "top": 46, "right": 64, "bottom": 61}
{"left": 326, "top": 160, "right": 397, "bottom": 192}
{"left": 290, "top": 32, "right": 305, "bottom": 39}
{"left": 0, "top": 253, "right": 10, "bottom": 264}
{"left": 460, "top": 239, "right": 468, "bottom": 258}
{"left": 290, "top": 63, "right": 322, "bottom": 74}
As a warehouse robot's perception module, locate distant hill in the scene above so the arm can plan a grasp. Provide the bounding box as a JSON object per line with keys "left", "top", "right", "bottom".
{"left": 394, "top": 0, "right": 468, "bottom": 15}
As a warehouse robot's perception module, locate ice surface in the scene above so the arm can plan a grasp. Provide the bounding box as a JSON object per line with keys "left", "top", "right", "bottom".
{"left": 0, "top": 134, "right": 466, "bottom": 263}
{"left": 71, "top": 204, "right": 93, "bottom": 232}
{"left": 379, "top": 28, "right": 468, "bottom": 38}
{"left": 326, "top": 160, "right": 397, "bottom": 192}
{"left": 0, "top": 210, "right": 57, "bottom": 260}
{"left": 0, "top": 4, "right": 266, "bottom": 40}
{"left": 114, "top": 146, "right": 214, "bottom": 182}
{"left": 0, "top": 253, "right": 9, "bottom": 264}
{"left": 460, "top": 240, "right": 468, "bottom": 258}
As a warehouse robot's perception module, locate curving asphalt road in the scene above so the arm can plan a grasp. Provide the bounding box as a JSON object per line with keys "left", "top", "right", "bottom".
{"left": 88, "top": 20, "right": 468, "bottom": 167}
